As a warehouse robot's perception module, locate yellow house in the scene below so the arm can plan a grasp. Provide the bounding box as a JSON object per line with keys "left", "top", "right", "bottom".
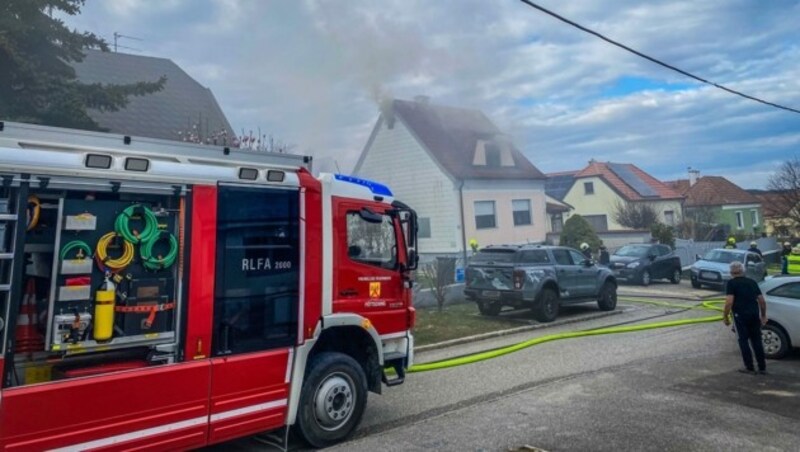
{"left": 548, "top": 161, "right": 684, "bottom": 232}
{"left": 752, "top": 190, "right": 800, "bottom": 237}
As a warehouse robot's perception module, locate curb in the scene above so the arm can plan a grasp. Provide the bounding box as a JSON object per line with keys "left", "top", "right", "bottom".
{"left": 415, "top": 309, "right": 625, "bottom": 353}
{"left": 617, "top": 290, "right": 723, "bottom": 301}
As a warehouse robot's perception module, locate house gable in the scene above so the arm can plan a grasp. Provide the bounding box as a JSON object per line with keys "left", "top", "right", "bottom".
{"left": 354, "top": 115, "right": 460, "bottom": 253}
{"left": 563, "top": 161, "right": 683, "bottom": 231}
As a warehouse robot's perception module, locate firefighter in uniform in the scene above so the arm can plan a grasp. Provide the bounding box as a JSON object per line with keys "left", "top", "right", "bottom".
{"left": 724, "top": 236, "right": 737, "bottom": 249}
{"left": 748, "top": 241, "right": 762, "bottom": 256}
{"left": 580, "top": 242, "right": 592, "bottom": 260}
{"left": 598, "top": 245, "right": 610, "bottom": 266}
{"left": 788, "top": 245, "right": 800, "bottom": 275}
{"left": 781, "top": 242, "right": 792, "bottom": 275}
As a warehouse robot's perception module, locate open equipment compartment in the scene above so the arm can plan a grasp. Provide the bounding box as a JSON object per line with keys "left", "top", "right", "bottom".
{"left": 7, "top": 175, "right": 186, "bottom": 387}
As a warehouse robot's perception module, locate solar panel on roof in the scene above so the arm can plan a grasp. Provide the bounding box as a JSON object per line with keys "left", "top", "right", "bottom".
{"left": 607, "top": 163, "right": 659, "bottom": 198}
{"left": 545, "top": 175, "right": 575, "bottom": 200}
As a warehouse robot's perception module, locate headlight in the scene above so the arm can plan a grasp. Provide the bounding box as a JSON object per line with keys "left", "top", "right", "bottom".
{"left": 691, "top": 267, "right": 699, "bottom": 274}
{"left": 626, "top": 261, "right": 640, "bottom": 269}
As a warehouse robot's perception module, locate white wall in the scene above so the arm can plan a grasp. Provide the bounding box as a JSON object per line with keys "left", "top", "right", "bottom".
{"left": 355, "top": 118, "right": 461, "bottom": 253}
{"left": 462, "top": 179, "right": 547, "bottom": 247}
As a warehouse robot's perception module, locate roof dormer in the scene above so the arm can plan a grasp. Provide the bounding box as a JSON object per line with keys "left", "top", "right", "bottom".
{"left": 473, "top": 139, "right": 514, "bottom": 167}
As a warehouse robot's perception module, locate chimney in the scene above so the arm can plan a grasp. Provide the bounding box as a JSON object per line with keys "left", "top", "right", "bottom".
{"left": 414, "top": 95, "right": 430, "bottom": 104}
{"left": 688, "top": 167, "right": 700, "bottom": 186}
{"left": 379, "top": 97, "right": 395, "bottom": 129}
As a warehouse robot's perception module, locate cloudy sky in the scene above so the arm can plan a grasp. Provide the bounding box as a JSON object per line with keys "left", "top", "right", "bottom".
{"left": 66, "top": 0, "right": 800, "bottom": 188}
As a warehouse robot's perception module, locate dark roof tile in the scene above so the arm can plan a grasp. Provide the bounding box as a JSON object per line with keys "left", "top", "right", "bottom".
{"left": 392, "top": 99, "right": 545, "bottom": 180}
{"left": 72, "top": 50, "right": 235, "bottom": 142}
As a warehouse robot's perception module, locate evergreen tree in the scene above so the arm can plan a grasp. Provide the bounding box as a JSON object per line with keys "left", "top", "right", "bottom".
{"left": 559, "top": 214, "right": 602, "bottom": 250}
{"left": 0, "top": 0, "right": 165, "bottom": 130}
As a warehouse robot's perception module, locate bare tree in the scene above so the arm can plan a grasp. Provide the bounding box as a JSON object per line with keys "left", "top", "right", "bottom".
{"left": 420, "top": 260, "right": 449, "bottom": 312}
{"left": 612, "top": 200, "right": 660, "bottom": 230}
{"left": 767, "top": 157, "right": 800, "bottom": 228}
{"left": 677, "top": 206, "right": 719, "bottom": 240}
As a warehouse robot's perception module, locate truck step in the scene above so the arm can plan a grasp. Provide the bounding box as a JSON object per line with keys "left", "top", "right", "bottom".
{"left": 382, "top": 355, "right": 406, "bottom": 387}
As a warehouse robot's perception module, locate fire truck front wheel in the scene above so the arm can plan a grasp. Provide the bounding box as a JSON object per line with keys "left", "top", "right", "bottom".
{"left": 297, "top": 352, "right": 368, "bottom": 448}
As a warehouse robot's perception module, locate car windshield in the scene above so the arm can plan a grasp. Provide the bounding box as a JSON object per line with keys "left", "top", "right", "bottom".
{"left": 470, "top": 250, "right": 517, "bottom": 264}
{"left": 702, "top": 250, "right": 740, "bottom": 263}
{"left": 614, "top": 245, "right": 650, "bottom": 257}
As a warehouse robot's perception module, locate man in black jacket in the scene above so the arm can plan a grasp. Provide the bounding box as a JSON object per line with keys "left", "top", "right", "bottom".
{"left": 723, "top": 261, "right": 767, "bottom": 375}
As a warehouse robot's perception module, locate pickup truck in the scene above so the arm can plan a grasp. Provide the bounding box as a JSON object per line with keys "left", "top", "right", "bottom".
{"left": 463, "top": 245, "right": 618, "bottom": 322}
{"left": 608, "top": 243, "right": 682, "bottom": 286}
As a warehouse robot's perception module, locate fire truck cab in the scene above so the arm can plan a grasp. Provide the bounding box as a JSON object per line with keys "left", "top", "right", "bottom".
{"left": 0, "top": 122, "right": 417, "bottom": 450}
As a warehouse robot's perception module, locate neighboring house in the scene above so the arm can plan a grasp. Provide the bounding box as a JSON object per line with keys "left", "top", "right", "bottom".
{"left": 669, "top": 174, "right": 763, "bottom": 237}
{"left": 73, "top": 50, "right": 235, "bottom": 142}
{"left": 544, "top": 171, "right": 577, "bottom": 234}
{"left": 353, "top": 97, "right": 547, "bottom": 262}
{"left": 548, "top": 161, "right": 683, "bottom": 233}
{"left": 749, "top": 190, "right": 799, "bottom": 237}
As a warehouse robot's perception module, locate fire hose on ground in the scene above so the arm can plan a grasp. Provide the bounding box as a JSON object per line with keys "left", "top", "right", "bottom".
{"left": 407, "top": 297, "right": 725, "bottom": 373}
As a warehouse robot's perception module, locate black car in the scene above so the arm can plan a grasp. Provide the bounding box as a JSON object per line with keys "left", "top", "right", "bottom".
{"left": 608, "top": 243, "right": 682, "bottom": 286}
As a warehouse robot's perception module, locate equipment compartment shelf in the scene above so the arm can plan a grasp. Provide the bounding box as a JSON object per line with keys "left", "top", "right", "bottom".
{"left": 51, "top": 331, "right": 175, "bottom": 356}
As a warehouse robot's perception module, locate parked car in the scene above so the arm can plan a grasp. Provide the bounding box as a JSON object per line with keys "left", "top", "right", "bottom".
{"left": 690, "top": 248, "right": 766, "bottom": 290}
{"left": 463, "top": 245, "right": 618, "bottom": 322}
{"left": 760, "top": 276, "right": 800, "bottom": 359}
{"left": 608, "top": 243, "right": 682, "bottom": 286}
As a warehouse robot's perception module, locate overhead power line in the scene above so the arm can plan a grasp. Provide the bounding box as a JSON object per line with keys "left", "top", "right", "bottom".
{"left": 518, "top": 0, "right": 800, "bottom": 115}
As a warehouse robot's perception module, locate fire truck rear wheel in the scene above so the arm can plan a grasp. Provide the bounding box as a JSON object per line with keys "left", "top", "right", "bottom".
{"left": 297, "top": 351, "right": 368, "bottom": 448}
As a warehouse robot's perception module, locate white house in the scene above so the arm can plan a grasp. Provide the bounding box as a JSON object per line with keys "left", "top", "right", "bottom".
{"left": 353, "top": 97, "right": 547, "bottom": 264}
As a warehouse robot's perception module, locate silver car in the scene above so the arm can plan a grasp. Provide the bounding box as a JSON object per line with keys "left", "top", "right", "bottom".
{"left": 761, "top": 276, "right": 800, "bottom": 359}
{"left": 690, "top": 248, "right": 766, "bottom": 290}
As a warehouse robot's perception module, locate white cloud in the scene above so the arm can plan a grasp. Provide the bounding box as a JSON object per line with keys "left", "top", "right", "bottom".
{"left": 66, "top": 0, "right": 800, "bottom": 189}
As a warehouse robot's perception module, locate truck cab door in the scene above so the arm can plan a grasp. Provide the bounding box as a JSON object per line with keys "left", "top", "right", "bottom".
{"left": 207, "top": 185, "right": 300, "bottom": 445}
{"left": 551, "top": 249, "right": 577, "bottom": 298}
{"left": 333, "top": 200, "right": 407, "bottom": 334}
{"left": 568, "top": 249, "right": 597, "bottom": 297}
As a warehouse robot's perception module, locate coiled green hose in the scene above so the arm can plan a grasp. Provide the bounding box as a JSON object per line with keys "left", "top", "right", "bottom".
{"left": 115, "top": 204, "right": 159, "bottom": 244}
{"left": 140, "top": 231, "right": 178, "bottom": 271}
{"left": 59, "top": 240, "right": 92, "bottom": 260}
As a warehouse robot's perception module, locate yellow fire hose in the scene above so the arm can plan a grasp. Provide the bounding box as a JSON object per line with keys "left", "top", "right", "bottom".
{"left": 407, "top": 297, "right": 726, "bottom": 373}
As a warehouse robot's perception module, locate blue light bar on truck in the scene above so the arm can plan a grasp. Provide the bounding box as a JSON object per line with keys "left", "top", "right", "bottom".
{"left": 334, "top": 174, "right": 393, "bottom": 197}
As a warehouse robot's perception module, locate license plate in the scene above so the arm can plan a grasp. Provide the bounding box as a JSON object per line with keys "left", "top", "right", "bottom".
{"left": 700, "top": 271, "right": 719, "bottom": 280}
{"left": 483, "top": 290, "right": 500, "bottom": 299}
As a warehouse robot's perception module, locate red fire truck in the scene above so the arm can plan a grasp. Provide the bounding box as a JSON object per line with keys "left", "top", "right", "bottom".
{"left": 0, "top": 121, "right": 417, "bottom": 450}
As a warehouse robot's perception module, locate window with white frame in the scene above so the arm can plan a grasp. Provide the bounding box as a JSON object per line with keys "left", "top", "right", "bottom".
{"left": 474, "top": 201, "right": 496, "bottom": 229}
{"left": 750, "top": 209, "right": 759, "bottom": 227}
{"left": 551, "top": 214, "right": 563, "bottom": 233}
{"left": 583, "top": 214, "right": 608, "bottom": 232}
{"left": 584, "top": 182, "right": 594, "bottom": 195}
{"left": 735, "top": 211, "right": 744, "bottom": 229}
{"left": 664, "top": 210, "right": 675, "bottom": 226}
{"left": 512, "top": 199, "right": 532, "bottom": 226}
{"left": 418, "top": 217, "right": 431, "bottom": 238}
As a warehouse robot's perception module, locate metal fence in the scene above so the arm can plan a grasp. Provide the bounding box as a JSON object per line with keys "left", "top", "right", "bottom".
{"left": 673, "top": 237, "right": 779, "bottom": 269}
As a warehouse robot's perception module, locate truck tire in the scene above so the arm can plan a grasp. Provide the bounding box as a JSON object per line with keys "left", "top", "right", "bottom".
{"left": 477, "top": 301, "right": 502, "bottom": 316}
{"left": 597, "top": 282, "right": 617, "bottom": 311}
{"left": 533, "top": 288, "right": 559, "bottom": 323}
{"left": 640, "top": 269, "right": 651, "bottom": 286}
{"left": 670, "top": 268, "right": 682, "bottom": 284}
{"left": 296, "top": 352, "right": 368, "bottom": 448}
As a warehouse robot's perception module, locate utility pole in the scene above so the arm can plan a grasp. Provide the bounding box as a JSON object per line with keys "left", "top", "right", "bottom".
{"left": 113, "top": 32, "right": 143, "bottom": 53}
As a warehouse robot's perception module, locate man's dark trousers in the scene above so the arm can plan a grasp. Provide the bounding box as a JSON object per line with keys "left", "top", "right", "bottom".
{"left": 733, "top": 312, "right": 766, "bottom": 371}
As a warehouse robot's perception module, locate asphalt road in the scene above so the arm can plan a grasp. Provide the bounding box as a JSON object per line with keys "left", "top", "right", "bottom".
{"left": 218, "top": 300, "right": 800, "bottom": 451}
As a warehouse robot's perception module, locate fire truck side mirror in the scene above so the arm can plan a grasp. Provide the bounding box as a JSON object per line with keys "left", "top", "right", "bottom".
{"left": 407, "top": 249, "right": 418, "bottom": 271}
